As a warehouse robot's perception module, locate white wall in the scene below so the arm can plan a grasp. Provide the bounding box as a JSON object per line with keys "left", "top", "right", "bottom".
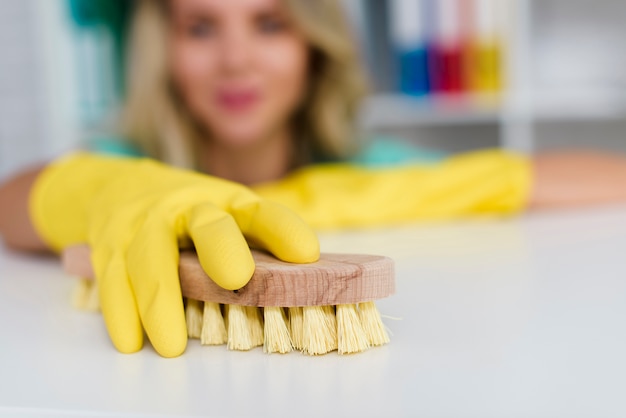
{"left": 0, "top": 0, "right": 79, "bottom": 182}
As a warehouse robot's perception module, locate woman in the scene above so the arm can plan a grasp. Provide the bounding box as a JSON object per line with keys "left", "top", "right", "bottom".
{"left": 1, "top": 0, "right": 626, "bottom": 357}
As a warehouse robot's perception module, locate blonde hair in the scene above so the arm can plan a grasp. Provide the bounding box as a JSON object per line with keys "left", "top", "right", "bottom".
{"left": 121, "top": 0, "right": 369, "bottom": 170}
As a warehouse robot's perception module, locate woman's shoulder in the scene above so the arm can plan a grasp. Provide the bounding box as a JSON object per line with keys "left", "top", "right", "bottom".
{"left": 349, "top": 135, "right": 448, "bottom": 167}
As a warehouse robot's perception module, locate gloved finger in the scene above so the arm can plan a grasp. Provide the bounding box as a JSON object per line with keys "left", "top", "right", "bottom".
{"left": 95, "top": 250, "right": 144, "bottom": 354}
{"left": 126, "top": 216, "right": 187, "bottom": 358}
{"left": 186, "top": 203, "right": 255, "bottom": 291}
{"left": 231, "top": 200, "right": 320, "bottom": 264}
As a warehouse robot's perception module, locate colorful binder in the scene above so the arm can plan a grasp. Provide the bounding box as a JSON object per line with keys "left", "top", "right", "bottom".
{"left": 389, "top": 0, "right": 430, "bottom": 96}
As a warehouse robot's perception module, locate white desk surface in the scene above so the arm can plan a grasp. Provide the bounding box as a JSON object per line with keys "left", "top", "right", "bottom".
{"left": 2, "top": 206, "right": 626, "bottom": 418}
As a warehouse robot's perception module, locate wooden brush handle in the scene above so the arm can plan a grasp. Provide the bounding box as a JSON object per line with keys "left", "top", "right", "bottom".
{"left": 62, "top": 245, "right": 395, "bottom": 307}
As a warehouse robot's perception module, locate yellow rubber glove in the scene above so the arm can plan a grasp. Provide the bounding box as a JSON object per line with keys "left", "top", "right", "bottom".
{"left": 30, "top": 153, "right": 319, "bottom": 357}
{"left": 253, "top": 149, "right": 532, "bottom": 229}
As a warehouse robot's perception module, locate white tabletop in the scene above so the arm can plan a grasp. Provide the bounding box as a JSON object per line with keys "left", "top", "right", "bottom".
{"left": 2, "top": 205, "right": 626, "bottom": 418}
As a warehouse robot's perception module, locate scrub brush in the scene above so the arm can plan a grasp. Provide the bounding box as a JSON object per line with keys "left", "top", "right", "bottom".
{"left": 63, "top": 245, "right": 395, "bottom": 355}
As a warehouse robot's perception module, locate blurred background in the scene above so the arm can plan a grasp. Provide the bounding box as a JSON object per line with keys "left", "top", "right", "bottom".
{"left": 2, "top": 0, "right": 626, "bottom": 181}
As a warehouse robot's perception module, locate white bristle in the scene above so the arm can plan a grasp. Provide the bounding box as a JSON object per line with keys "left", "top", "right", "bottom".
{"left": 263, "top": 307, "right": 292, "bottom": 354}
{"left": 358, "top": 301, "right": 390, "bottom": 346}
{"left": 226, "top": 304, "right": 253, "bottom": 350}
{"left": 185, "top": 299, "right": 203, "bottom": 339}
{"left": 336, "top": 304, "right": 369, "bottom": 354}
{"left": 201, "top": 302, "right": 227, "bottom": 345}
{"left": 246, "top": 306, "right": 265, "bottom": 348}
{"left": 302, "top": 306, "right": 338, "bottom": 355}
{"left": 288, "top": 307, "right": 304, "bottom": 351}
{"left": 72, "top": 279, "right": 100, "bottom": 311}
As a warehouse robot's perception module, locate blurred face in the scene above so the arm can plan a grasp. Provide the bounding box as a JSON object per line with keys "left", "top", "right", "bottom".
{"left": 168, "top": 0, "right": 310, "bottom": 149}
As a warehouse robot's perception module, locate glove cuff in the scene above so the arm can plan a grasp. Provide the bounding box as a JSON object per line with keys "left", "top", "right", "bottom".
{"left": 29, "top": 152, "right": 139, "bottom": 251}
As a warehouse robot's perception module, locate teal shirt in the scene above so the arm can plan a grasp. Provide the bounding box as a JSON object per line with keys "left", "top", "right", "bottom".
{"left": 86, "top": 136, "right": 144, "bottom": 158}
{"left": 349, "top": 136, "right": 446, "bottom": 166}
{"left": 85, "top": 135, "right": 447, "bottom": 167}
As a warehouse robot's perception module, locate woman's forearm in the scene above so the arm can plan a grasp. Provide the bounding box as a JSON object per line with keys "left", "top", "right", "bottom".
{"left": 528, "top": 150, "right": 626, "bottom": 210}
{"left": 0, "top": 165, "right": 49, "bottom": 251}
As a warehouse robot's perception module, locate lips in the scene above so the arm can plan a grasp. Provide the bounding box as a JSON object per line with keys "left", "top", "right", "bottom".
{"left": 216, "top": 89, "right": 259, "bottom": 112}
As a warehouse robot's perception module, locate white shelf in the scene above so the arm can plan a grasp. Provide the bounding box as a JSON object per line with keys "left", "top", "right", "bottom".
{"left": 355, "top": 0, "right": 626, "bottom": 153}
{"left": 359, "top": 93, "right": 502, "bottom": 129}
{"left": 531, "top": 89, "right": 626, "bottom": 121}
{"left": 361, "top": 89, "right": 626, "bottom": 131}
